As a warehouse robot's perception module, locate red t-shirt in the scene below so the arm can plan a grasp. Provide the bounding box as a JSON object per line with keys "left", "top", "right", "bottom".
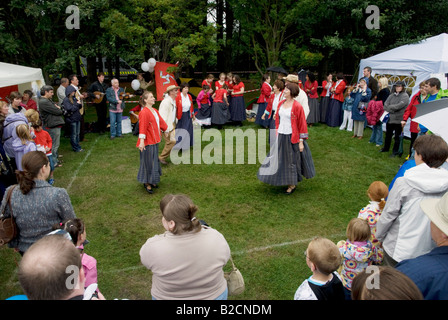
{"left": 232, "top": 82, "right": 244, "bottom": 97}
{"left": 214, "top": 88, "right": 227, "bottom": 103}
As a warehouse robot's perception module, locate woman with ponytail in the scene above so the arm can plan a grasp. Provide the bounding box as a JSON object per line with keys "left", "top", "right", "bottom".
{"left": 140, "top": 194, "right": 231, "bottom": 300}
{"left": 52, "top": 218, "right": 104, "bottom": 299}
{"left": 357, "top": 181, "right": 389, "bottom": 258}
{"left": 0, "top": 151, "right": 76, "bottom": 254}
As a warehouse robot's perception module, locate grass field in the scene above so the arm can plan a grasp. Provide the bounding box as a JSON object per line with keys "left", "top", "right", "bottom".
{"left": 0, "top": 93, "right": 410, "bottom": 300}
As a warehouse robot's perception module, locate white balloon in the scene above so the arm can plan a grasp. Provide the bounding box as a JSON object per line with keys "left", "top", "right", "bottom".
{"left": 131, "top": 79, "right": 140, "bottom": 91}
{"left": 141, "top": 62, "right": 150, "bottom": 72}
{"left": 148, "top": 58, "right": 156, "bottom": 67}
{"left": 148, "top": 65, "right": 154, "bottom": 73}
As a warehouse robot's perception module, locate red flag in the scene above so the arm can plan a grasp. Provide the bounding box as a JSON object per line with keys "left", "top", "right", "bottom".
{"left": 154, "top": 62, "right": 178, "bottom": 101}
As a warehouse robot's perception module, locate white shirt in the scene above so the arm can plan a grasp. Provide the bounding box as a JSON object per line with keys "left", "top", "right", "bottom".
{"left": 272, "top": 91, "right": 284, "bottom": 112}
{"left": 181, "top": 94, "right": 191, "bottom": 112}
{"left": 277, "top": 106, "right": 292, "bottom": 134}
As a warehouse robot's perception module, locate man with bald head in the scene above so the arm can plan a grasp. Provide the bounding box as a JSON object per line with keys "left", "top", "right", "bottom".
{"left": 18, "top": 235, "right": 88, "bottom": 300}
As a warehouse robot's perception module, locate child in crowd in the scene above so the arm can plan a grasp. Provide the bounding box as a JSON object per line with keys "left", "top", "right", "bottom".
{"left": 366, "top": 98, "right": 385, "bottom": 147}
{"left": 337, "top": 218, "right": 381, "bottom": 299}
{"left": 357, "top": 181, "right": 388, "bottom": 255}
{"left": 294, "top": 237, "right": 345, "bottom": 301}
{"left": 13, "top": 124, "right": 37, "bottom": 171}
{"left": 196, "top": 84, "right": 212, "bottom": 127}
{"left": 32, "top": 119, "right": 55, "bottom": 185}
{"left": 53, "top": 218, "right": 104, "bottom": 299}
{"left": 339, "top": 86, "right": 354, "bottom": 131}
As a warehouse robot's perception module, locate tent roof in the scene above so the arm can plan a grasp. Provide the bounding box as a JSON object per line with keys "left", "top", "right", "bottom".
{"left": 0, "top": 62, "right": 45, "bottom": 88}
{"left": 360, "top": 33, "right": 448, "bottom": 75}
{"left": 365, "top": 33, "right": 448, "bottom": 64}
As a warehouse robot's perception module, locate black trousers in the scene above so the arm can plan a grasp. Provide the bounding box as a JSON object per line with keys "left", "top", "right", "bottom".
{"left": 383, "top": 122, "right": 403, "bottom": 154}
{"left": 95, "top": 102, "right": 108, "bottom": 133}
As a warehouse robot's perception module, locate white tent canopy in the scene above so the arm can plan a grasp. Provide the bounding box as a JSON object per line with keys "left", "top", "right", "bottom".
{"left": 359, "top": 33, "right": 448, "bottom": 97}
{"left": 0, "top": 62, "right": 46, "bottom": 95}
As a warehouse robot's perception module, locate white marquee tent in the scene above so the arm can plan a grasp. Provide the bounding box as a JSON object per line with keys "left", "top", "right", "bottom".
{"left": 359, "top": 33, "right": 448, "bottom": 97}
{"left": 0, "top": 62, "right": 45, "bottom": 100}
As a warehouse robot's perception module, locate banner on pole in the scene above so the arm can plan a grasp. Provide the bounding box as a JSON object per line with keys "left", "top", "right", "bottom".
{"left": 154, "top": 62, "right": 178, "bottom": 101}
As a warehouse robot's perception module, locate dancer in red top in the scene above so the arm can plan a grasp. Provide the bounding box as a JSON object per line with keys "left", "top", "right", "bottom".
{"left": 255, "top": 74, "right": 272, "bottom": 128}
{"left": 304, "top": 72, "right": 319, "bottom": 126}
{"left": 257, "top": 82, "right": 315, "bottom": 195}
{"left": 137, "top": 91, "right": 168, "bottom": 194}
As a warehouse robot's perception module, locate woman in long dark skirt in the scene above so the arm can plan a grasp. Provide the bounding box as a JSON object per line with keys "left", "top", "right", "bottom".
{"left": 211, "top": 83, "right": 230, "bottom": 129}
{"left": 326, "top": 72, "right": 346, "bottom": 127}
{"left": 261, "top": 80, "right": 285, "bottom": 145}
{"left": 229, "top": 75, "right": 246, "bottom": 127}
{"left": 255, "top": 74, "right": 272, "bottom": 128}
{"left": 196, "top": 84, "right": 212, "bottom": 127}
{"left": 174, "top": 82, "right": 194, "bottom": 150}
{"left": 319, "top": 73, "right": 332, "bottom": 123}
{"left": 137, "top": 91, "right": 168, "bottom": 194}
{"left": 257, "top": 82, "right": 315, "bottom": 195}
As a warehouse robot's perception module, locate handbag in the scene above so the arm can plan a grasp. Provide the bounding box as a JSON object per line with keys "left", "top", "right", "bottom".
{"left": 0, "top": 185, "right": 17, "bottom": 246}
{"left": 224, "top": 255, "right": 245, "bottom": 296}
{"left": 380, "top": 111, "right": 390, "bottom": 123}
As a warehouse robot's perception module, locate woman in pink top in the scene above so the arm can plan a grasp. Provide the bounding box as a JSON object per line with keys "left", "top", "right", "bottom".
{"left": 140, "top": 194, "right": 231, "bottom": 300}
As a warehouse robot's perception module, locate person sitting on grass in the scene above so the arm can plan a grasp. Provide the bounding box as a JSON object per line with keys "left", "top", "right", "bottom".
{"left": 294, "top": 237, "right": 344, "bottom": 300}
{"left": 351, "top": 266, "right": 423, "bottom": 300}
{"left": 18, "top": 234, "right": 105, "bottom": 300}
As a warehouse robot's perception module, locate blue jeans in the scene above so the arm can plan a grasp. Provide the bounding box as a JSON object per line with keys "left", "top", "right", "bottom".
{"left": 69, "top": 121, "right": 82, "bottom": 152}
{"left": 109, "top": 111, "right": 122, "bottom": 137}
{"left": 369, "top": 123, "right": 383, "bottom": 145}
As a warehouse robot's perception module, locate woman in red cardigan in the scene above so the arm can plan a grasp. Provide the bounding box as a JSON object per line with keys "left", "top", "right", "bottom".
{"left": 319, "top": 73, "right": 333, "bottom": 123}
{"left": 255, "top": 74, "right": 272, "bottom": 128}
{"left": 257, "top": 82, "right": 315, "bottom": 195}
{"left": 326, "top": 72, "right": 346, "bottom": 127}
{"left": 137, "top": 91, "right": 168, "bottom": 194}
{"left": 174, "top": 82, "right": 195, "bottom": 150}
{"left": 401, "top": 81, "right": 427, "bottom": 158}
{"left": 304, "top": 72, "right": 319, "bottom": 126}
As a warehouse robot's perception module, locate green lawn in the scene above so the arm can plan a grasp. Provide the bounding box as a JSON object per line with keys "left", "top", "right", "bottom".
{"left": 0, "top": 97, "right": 409, "bottom": 300}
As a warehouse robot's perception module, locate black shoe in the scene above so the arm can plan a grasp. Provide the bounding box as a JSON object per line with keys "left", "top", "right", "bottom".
{"left": 143, "top": 183, "right": 153, "bottom": 194}
{"left": 379, "top": 148, "right": 388, "bottom": 153}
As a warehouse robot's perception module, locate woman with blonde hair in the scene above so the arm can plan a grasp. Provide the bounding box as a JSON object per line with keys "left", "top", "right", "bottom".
{"left": 13, "top": 124, "right": 37, "bottom": 171}
{"left": 140, "top": 194, "right": 231, "bottom": 300}
{"left": 376, "top": 77, "right": 390, "bottom": 104}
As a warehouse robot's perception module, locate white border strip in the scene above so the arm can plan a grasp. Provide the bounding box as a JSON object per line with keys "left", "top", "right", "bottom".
{"left": 101, "top": 233, "right": 345, "bottom": 274}
{"left": 66, "top": 136, "right": 100, "bottom": 192}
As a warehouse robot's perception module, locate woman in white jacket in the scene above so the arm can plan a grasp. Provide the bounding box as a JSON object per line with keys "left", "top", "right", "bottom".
{"left": 376, "top": 134, "right": 448, "bottom": 266}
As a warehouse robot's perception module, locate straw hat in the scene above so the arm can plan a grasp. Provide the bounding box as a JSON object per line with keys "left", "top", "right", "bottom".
{"left": 165, "top": 85, "right": 179, "bottom": 94}
{"left": 283, "top": 74, "right": 299, "bottom": 84}
{"left": 420, "top": 191, "right": 448, "bottom": 236}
